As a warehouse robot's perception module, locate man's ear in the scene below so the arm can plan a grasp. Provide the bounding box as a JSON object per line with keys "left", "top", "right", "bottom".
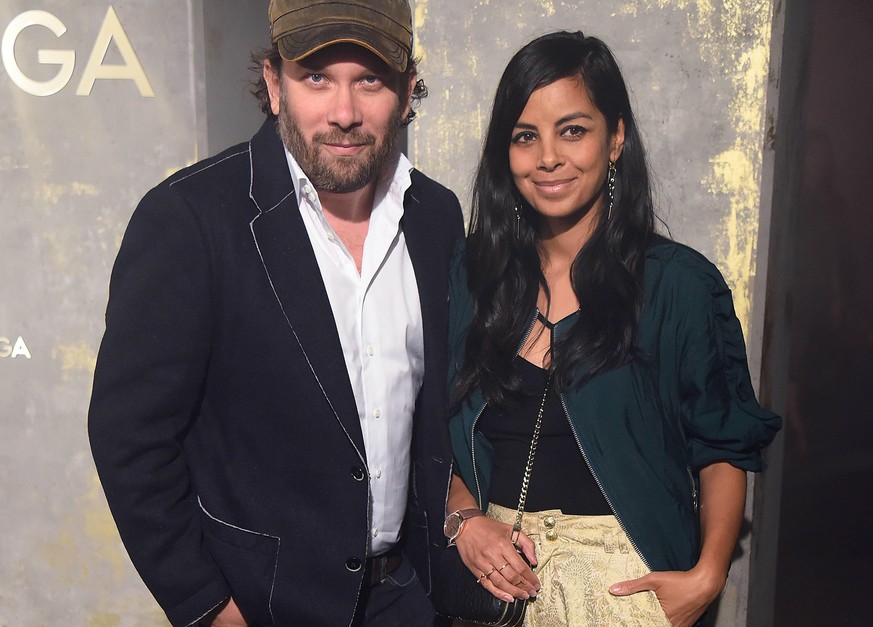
{"left": 401, "top": 71, "right": 417, "bottom": 121}
{"left": 263, "top": 59, "right": 282, "bottom": 117}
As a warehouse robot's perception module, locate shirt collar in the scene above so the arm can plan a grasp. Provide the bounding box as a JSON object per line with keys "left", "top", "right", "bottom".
{"left": 282, "top": 146, "right": 413, "bottom": 216}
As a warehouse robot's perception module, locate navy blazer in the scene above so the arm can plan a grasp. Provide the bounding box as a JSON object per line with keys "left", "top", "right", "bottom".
{"left": 88, "top": 119, "right": 464, "bottom": 626}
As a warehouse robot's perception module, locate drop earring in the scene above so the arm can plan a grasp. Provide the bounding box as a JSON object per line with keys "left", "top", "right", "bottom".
{"left": 514, "top": 204, "right": 522, "bottom": 238}
{"left": 607, "top": 160, "right": 616, "bottom": 220}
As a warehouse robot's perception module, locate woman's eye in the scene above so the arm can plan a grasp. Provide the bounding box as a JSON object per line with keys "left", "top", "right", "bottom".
{"left": 562, "top": 125, "right": 587, "bottom": 138}
{"left": 511, "top": 131, "right": 536, "bottom": 144}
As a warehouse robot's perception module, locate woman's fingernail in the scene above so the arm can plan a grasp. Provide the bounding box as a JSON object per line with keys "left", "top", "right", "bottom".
{"left": 503, "top": 594, "right": 514, "bottom": 602}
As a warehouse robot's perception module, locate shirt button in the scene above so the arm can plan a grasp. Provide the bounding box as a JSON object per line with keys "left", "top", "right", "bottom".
{"left": 327, "top": 233, "right": 335, "bottom": 242}
{"left": 373, "top": 408, "right": 381, "bottom": 419}
{"left": 373, "top": 467, "right": 382, "bottom": 479}
{"left": 367, "top": 345, "right": 375, "bottom": 356}
{"left": 372, "top": 528, "right": 379, "bottom": 538}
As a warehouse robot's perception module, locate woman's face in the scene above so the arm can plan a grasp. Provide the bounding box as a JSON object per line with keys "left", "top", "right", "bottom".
{"left": 509, "top": 77, "right": 624, "bottom": 232}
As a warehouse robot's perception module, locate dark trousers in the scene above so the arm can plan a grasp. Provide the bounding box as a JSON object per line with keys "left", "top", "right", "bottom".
{"left": 352, "top": 554, "right": 448, "bottom": 627}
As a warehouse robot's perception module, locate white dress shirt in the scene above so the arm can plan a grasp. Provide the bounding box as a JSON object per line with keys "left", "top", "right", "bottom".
{"left": 284, "top": 148, "right": 424, "bottom": 555}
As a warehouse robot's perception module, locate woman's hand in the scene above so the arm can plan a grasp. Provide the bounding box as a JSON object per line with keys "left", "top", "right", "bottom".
{"left": 608, "top": 565, "right": 725, "bottom": 627}
{"left": 454, "top": 515, "right": 540, "bottom": 602}
{"left": 609, "top": 462, "right": 746, "bottom": 626}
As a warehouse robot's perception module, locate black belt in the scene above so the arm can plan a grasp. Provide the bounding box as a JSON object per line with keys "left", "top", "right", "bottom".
{"left": 365, "top": 547, "right": 403, "bottom": 586}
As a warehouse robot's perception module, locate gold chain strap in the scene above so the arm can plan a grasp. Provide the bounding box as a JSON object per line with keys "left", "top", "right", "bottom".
{"left": 510, "top": 375, "right": 551, "bottom": 544}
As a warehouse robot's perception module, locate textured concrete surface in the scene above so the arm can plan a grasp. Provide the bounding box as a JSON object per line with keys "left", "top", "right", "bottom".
{"left": 1, "top": 1, "right": 203, "bottom": 624}
{"left": 0, "top": 1, "right": 786, "bottom": 624}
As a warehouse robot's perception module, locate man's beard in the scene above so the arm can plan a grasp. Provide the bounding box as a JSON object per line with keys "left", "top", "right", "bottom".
{"left": 277, "top": 86, "right": 402, "bottom": 194}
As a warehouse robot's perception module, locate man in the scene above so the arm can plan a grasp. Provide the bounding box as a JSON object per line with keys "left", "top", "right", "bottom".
{"left": 88, "top": 1, "right": 463, "bottom": 625}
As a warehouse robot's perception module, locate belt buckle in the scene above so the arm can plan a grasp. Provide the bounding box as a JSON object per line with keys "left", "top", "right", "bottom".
{"left": 375, "top": 555, "right": 388, "bottom": 584}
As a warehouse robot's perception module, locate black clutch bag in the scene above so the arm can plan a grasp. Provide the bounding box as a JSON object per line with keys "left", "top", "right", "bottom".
{"left": 432, "top": 545, "right": 528, "bottom": 626}
{"left": 434, "top": 378, "right": 551, "bottom": 625}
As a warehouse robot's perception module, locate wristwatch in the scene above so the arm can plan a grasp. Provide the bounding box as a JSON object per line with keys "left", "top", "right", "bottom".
{"left": 444, "top": 508, "right": 484, "bottom": 545}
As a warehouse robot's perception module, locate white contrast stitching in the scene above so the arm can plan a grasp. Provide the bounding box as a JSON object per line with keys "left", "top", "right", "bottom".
{"left": 169, "top": 149, "right": 248, "bottom": 187}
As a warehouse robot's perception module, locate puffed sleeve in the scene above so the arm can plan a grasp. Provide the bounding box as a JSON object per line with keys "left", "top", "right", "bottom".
{"left": 671, "top": 252, "right": 782, "bottom": 471}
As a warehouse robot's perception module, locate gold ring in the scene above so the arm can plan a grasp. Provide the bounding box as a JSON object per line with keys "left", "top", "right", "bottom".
{"left": 477, "top": 572, "right": 487, "bottom": 583}
{"left": 484, "top": 567, "right": 495, "bottom": 579}
{"left": 498, "top": 563, "right": 510, "bottom": 572}
{"left": 514, "top": 577, "right": 526, "bottom": 586}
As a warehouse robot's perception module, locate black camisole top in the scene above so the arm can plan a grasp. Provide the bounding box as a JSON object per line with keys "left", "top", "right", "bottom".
{"left": 477, "top": 356, "right": 612, "bottom": 516}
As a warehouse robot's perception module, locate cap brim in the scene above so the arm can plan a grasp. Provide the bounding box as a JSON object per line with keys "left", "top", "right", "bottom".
{"left": 277, "top": 23, "right": 409, "bottom": 73}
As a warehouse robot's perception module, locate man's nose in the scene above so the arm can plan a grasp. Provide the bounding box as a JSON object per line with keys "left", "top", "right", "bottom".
{"left": 327, "top": 85, "right": 362, "bottom": 130}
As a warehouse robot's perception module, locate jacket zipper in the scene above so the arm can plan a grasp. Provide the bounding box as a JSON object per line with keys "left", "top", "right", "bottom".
{"left": 469, "top": 312, "right": 539, "bottom": 510}
{"left": 558, "top": 393, "right": 652, "bottom": 571}
{"left": 687, "top": 465, "right": 699, "bottom": 512}
{"left": 469, "top": 403, "right": 488, "bottom": 507}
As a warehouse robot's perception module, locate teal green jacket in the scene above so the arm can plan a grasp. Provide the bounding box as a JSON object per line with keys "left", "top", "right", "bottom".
{"left": 447, "top": 237, "right": 782, "bottom": 572}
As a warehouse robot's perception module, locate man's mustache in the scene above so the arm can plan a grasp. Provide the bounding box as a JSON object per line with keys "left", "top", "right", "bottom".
{"left": 313, "top": 130, "right": 376, "bottom": 146}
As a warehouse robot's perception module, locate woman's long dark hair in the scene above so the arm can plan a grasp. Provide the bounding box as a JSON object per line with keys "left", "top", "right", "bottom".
{"left": 454, "top": 31, "right": 655, "bottom": 409}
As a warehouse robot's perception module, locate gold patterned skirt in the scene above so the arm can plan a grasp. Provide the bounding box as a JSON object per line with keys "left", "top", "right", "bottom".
{"left": 481, "top": 503, "right": 673, "bottom": 627}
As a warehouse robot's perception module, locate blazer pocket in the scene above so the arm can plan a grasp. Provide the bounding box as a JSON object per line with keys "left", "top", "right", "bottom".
{"left": 199, "top": 500, "right": 280, "bottom": 626}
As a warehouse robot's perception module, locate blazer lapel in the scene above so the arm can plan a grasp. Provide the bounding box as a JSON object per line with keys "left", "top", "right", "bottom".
{"left": 247, "top": 120, "right": 366, "bottom": 460}
{"left": 402, "top": 172, "right": 445, "bottom": 394}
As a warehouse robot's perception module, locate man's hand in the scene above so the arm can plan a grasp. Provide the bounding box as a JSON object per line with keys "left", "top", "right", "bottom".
{"left": 205, "top": 598, "right": 247, "bottom": 627}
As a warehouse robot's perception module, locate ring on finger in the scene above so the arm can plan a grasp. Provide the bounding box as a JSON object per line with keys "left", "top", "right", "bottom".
{"left": 514, "top": 577, "right": 526, "bottom": 586}
{"left": 484, "top": 567, "right": 495, "bottom": 579}
{"left": 498, "top": 563, "right": 510, "bottom": 573}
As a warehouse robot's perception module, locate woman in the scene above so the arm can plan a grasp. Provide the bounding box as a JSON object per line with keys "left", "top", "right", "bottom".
{"left": 444, "top": 31, "right": 781, "bottom": 626}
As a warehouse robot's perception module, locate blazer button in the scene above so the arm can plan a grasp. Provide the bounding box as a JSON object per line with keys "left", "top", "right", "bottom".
{"left": 351, "top": 466, "right": 365, "bottom": 481}
{"left": 346, "top": 557, "right": 363, "bottom": 572}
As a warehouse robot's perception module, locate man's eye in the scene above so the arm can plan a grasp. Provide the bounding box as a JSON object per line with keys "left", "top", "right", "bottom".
{"left": 362, "top": 76, "right": 382, "bottom": 86}
{"left": 308, "top": 74, "right": 324, "bottom": 83}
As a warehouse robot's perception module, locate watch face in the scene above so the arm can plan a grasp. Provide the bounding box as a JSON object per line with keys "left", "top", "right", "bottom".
{"left": 444, "top": 513, "right": 461, "bottom": 539}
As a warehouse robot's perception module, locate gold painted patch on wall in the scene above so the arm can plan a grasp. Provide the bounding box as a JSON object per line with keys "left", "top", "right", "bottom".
{"left": 83, "top": 472, "right": 129, "bottom": 579}
{"left": 535, "top": 0, "right": 557, "bottom": 16}
{"left": 414, "top": 0, "right": 430, "bottom": 65}
{"left": 87, "top": 613, "right": 122, "bottom": 627}
{"left": 613, "top": 0, "right": 773, "bottom": 328}
{"left": 33, "top": 182, "right": 100, "bottom": 205}
{"left": 52, "top": 342, "right": 98, "bottom": 381}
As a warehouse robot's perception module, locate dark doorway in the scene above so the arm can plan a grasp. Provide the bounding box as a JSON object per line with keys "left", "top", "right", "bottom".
{"left": 774, "top": 0, "right": 873, "bottom": 624}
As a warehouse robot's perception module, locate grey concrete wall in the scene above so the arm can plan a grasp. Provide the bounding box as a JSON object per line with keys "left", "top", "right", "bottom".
{"left": 0, "top": 0, "right": 791, "bottom": 624}
{"left": 409, "top": 1, "right": 787, "bottom": 625}
{"left": 0, "top": 1, "right": 266, "bottom": 624}
{"left": 200, "top": 0, "right": 270, "bottom": 155}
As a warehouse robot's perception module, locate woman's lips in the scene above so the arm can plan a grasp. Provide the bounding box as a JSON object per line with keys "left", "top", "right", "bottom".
{"left": 533, "top": 178, "right": 575, "bottom": 194}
